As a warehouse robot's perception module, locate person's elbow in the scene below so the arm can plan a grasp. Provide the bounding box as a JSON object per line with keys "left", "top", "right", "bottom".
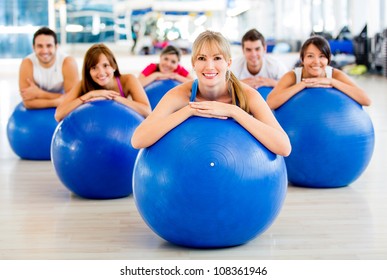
{"left": 131, "top": 132, "right": 146, "bottom": 150}
{"left": 266, "top": 94, "right": 280, "bottom": 110}
{"left": 54, "top": 110, "right": 64, "bottom": 122}
{"left": 22, "top": 100, "right": 37, "bottom": 110}
{"left": 142, "top": 106, "right": 152, "bottom": 118}
{"left": 274, "top": 135, "right": 292, "bottom": 157}
{"left": 22, "top": 100, "right": 33, "bottom": 109}
{"left": 361, "top": 95, "right": 372, "bottom": 107}
{"left": 279, "top": 142, "right": 292, "bottom": 157}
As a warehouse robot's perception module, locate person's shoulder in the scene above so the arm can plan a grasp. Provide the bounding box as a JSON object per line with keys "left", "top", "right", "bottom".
{"left": 170, "top": 79, "right": 193, "bottom": 93}
{"left": 56, "top": 50, "right": 73, "bottom": 62}
{"left": 24, "top": 52, "right": 34, "bottom": 59}
{"left": 144, "top": 63, "right": 157, "bottom": 69}
{"left": 121, "top": 73, "right": 137, "bottom": 81}
{"left": 22, "top": 53, "right": 35, "bottom": 63}
{"left": 175, "top": 64, "right": 190, "bottom": 75}
{"left": 20, "top": 54, "right": 34, "bottom": 68}
{"left": 330, "top": 66, "right": 345, "bottom": 77}
{"left": 121, "top": 73, "right": 143, "bottom": 87}
{"left": 62, "top": 55, "right": 78, "bottom": 72}
{"left": 63, "top": 55, "right": 77, "bottom": 64}
{"left": 141, "top": 63, "right": 158, "bottom": 74}
{"left": 280, "top": 69, "right": 298, "bottom": 84}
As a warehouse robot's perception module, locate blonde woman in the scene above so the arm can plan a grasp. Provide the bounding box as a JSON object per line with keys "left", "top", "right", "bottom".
{"left": 132, "top": 30, "right": 291, "bottom": 156}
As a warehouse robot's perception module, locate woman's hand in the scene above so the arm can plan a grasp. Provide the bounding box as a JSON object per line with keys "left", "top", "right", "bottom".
{"left": 189, "top": 101, "right": 233, "bottom": 119}
{"left": 81, "top": 90, "right": 120, "bottom": 102}
{"left": 302, "top": 77, "right": 333, "bottom": 88}
{"left": 155, "top": 72, "right": 178, "bottom": 81}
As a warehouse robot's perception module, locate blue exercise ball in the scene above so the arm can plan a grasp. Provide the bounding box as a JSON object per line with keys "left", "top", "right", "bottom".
{"left": 51, "top": 100, "right": 144, "bottom": 199}
{"left": 133, "top": 117, "right": 287, "bottom": 248}
{"left": 274, "top": 88, "right": 375, "bottom": 188}
{"left": 257, "top": 86, "right": 273, "bottom": 100}
{"left": 144, "top": 79, "right": 181, "bottom": 109}
{"left": 7, "top": 102, "right": 58, "bottom": 160}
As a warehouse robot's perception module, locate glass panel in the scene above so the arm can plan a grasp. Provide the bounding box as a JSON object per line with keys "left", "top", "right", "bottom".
{"left": 0, "top": 0, "right": 49, "bottom": 58}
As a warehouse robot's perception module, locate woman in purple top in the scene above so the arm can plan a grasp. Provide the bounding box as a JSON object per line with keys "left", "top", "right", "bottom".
{"left": 138, "top": 45, "right": 193, "bottom": 87}
{"left": 55, "top": 43, "right": 151, "bottom": 121}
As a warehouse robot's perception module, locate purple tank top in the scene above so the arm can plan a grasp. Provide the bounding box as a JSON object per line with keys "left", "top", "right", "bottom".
{"left": 116, "top": 76, "right": 125, "bottom": 97}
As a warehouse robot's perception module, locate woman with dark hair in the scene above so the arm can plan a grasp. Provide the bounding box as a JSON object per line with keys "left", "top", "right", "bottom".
{"left": 266, "top": 35, "right": 371, "bottom": 109}
{"left": 131, "top": 30, "right": 291, "bottom": 156}
{"left": 55, "top": 43, "right": 151, "bottom": 121}
{"left": 138, "top": 45, "right": 193, "bottom": 87}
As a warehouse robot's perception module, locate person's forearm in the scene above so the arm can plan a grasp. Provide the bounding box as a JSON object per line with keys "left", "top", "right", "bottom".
{"left": 27, "top": 88, "right": 63, "bottom": 100}
{"left": 266, "top": 82, "right": 306, "bottom": 110}
{"left": 23, "top": 97, "right": 62, "bottom": 109}
{"left": 114, "top": 97, "right": 151, "bottom": 118}
{"left": 230, "top": 106, "right": 291, "bottom": 156}
{"left": 131, "top": 105, "right": 192, "bottom": 149}
{"left": 54, "top": 97, "right": 84, "bottom": 121}
{"left": 138, "top": 74, "right": 157, "bottom": 87}
{"left": 331, "top": 79, "right": 371, "bottom": 106}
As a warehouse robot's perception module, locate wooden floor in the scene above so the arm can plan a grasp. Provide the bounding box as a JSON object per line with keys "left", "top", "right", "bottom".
{"left": 1, "top": 55, "right": 387, "bottom": 260}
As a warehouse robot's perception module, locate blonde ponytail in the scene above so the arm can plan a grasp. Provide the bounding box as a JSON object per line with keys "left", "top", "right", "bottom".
{"left": 228, "top": 71, "right": 249, "bottom": 114}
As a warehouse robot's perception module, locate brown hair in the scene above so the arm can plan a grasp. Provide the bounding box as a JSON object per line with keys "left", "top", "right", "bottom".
{"left": 81, "top": 43, "right": 121, "bottom": 94}
{"left": 191, "top": 30, "right": 249, "bottom": 113}
{"left": 33, "top": 26, "right": 58, "bottom": 45}
{"left": 241, "top": 28, "right": 266, "bottom": 48}
{"left": 160, "top": 45, "right": 182, "bottom": 61}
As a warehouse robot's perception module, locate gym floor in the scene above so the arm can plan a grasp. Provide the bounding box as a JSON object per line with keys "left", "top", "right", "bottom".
{"left": 0, "top": 52, "right": 386, "bottom": 260}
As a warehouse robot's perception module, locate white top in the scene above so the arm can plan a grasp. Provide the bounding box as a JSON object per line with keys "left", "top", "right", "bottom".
{"left": 231, "top": 54, "right": 288, "bottom": 80}
{"left": 27, "top": 52, "right": 68, "bottom": 93}
{"left": 293, "top": 66, "right": 333, "bottom": 84}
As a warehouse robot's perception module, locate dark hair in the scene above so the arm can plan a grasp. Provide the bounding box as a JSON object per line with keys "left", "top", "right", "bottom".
{"left": 160, "top": 45, "right": 182, "bottom": 61}
{"left": 33, "top": 27, "right": 58, "bottom": 45}
{"left": 241, "top": 29, "right": 266, "bottom": 48}
{"left": 300, "top": 35, "right": 332, "bottom": 64}
{"left": 81, "top": 43, "right": 121, "bottom": 94}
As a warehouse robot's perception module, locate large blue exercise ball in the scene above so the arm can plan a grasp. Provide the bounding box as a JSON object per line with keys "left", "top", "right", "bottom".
{"left": 144, "top": 79, "right": 181, "bottom": 109}
{"left": 274, "top": 88, "right": 375, "bottom": 188}
{"left": 51, "top": 100, "right": 144, "bottom": 199}
{"left": 257, "top": 86, "right": 273, "bottom": 100}
{"left": 7, "top": 102, "right": 58, "bottom": 160}
{"left": 133, "top": 117, "right": 287, "bottom": 248}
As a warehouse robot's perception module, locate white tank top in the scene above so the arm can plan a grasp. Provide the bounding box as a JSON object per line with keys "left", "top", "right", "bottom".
{"left": 27, "top": 52, "right": 67, "bottom": 93}
{"left": 293, "top": 66, "right": 333, "bottom": 84}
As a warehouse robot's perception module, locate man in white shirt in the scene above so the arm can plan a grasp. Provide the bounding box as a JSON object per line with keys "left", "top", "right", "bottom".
{"left": 19, "top": 27, "right": 79, "bottom": 109}
{"left": 231, "top": 29, "right": 287, "bottom": 89}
